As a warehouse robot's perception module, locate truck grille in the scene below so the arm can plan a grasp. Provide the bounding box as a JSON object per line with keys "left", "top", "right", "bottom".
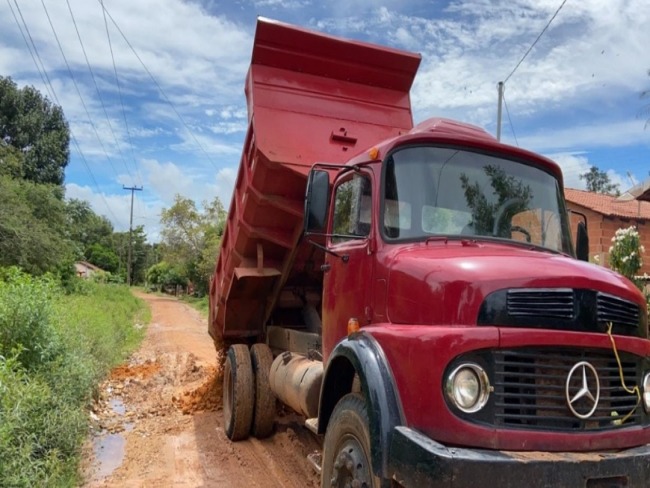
{"left": 493, "top": 348, "right": 643, "bottom": 431}
{"left": 506, "top": 289, "right": 574, "bottom": 319}
{"left": 597, "top": 293, "right": 639, "bottom": 329}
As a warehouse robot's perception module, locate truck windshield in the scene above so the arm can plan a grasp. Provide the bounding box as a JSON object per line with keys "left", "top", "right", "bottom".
{"left": 382, "top": 146, "right": 573, "bottom": 254}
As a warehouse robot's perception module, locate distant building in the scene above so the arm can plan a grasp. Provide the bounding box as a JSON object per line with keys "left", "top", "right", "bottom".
{"left": 628, "top": 179, "right": 650, "bottom": 203}
{"left": 75, "top": 261, "right": 103, "bottom": 279}
{"left": 565, "top": 188, "right": 650, "bottom": 275}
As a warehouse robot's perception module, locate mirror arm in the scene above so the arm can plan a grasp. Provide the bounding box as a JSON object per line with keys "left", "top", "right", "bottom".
{"left": 308, "top": 239, "right": 349, "bottom": 263}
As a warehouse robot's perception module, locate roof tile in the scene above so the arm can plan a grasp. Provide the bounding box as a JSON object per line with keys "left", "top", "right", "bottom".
{"left": 565, "top": 188, "right": 650, "bottom": 220}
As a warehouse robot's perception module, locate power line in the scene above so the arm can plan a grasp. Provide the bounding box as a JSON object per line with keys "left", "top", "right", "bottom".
{"left": 504, "top": 0, "right": 569, "bottom": 84}
{"left": 502, "top": 92, "right": 519, "bottom": 146}
{"left": 40, "top": 0, "right": 124, "bottom": 181}
{"left": 10, "top": 0, "right": 58, "bottom": 103}
{"left": 5, "top": 0, "right": 53, "bottom": 100}
{"left": 97, "top": 0, "right": 220, "bottom": 171}
{"left": 7, "top": 0, "right": 122, "bottom": 226}
{"left": 100, "top": 0, "right": 143, "bottom": 187}
{"left": 65, "top": 0, "right": 140, "bottom": 187}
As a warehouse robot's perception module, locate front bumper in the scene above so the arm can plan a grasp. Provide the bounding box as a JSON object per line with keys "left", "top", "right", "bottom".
{"left": 390, "top": 426, "right": 650, "bottom": 488}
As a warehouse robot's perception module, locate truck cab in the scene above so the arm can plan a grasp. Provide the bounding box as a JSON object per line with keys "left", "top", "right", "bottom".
{"left": 304, "top": 118, "right": 650, "bottom": 487}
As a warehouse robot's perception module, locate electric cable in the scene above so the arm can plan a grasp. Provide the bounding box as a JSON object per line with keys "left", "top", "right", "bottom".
{"left": 99, "top": 0, "right": 144, "bottom": 187}
{"left": 504, "top": 0, "right": 569, "bottom": 84}
{"left": 40, "top": 0, "right": 124, "bottom": 181}
{"left": 8, "top": 0, "right": 123, "bottom": 226}
{"left": 65, "top": 0, "right": 140, "bottom": 187}
{"left": 98, "top": 0, "right": 221, "bottom": 172}
{"left": 5, "top": 0, "right": 53, "bottom": 101}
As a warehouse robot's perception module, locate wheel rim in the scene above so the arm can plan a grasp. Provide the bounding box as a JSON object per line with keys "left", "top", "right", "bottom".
{"left": 223, "top": 358, "right": 233, "bottom": 425}
{"left": 328, "top": 435, "right": 373, "bottom": 488}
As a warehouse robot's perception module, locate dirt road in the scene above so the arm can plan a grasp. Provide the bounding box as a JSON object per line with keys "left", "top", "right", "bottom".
{"left": 83, "top": 292, "right": 320, "bottom": 487}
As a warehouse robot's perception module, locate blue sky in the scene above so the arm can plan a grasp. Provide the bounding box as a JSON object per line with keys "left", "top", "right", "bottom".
{"left": 1, "top": 0, "right": 649, "bottom": 240}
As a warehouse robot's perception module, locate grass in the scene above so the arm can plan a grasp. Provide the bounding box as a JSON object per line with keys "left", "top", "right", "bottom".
{"left": 180, "top": 294, "right": 209, "bottom": 317}
{"left": 0, "top": 269, "right": 149, "bottom": 487}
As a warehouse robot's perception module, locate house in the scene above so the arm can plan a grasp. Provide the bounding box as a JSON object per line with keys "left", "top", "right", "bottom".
{"left": 75, "top": 261, "right": 103, "bottom": 279}
{"left": 564, "top": 188, "right": 650, "bottom": 275}
{"left": 628, "top": 179, "right": 650, "bottom": 202}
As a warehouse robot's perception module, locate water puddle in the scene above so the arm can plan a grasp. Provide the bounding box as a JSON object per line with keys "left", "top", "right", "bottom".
{"left": 93, "top": 433, "right": 126, "bottom": 479}
{"left": 109, "top": 397, "right": 126, "bottom": 415}
{"left": 91, "top": 397, "right": 133, "bottom": 480}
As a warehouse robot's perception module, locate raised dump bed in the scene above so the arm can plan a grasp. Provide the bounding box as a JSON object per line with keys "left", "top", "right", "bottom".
{"left": 208, "top": 18, "right": 420, "bottom": 344}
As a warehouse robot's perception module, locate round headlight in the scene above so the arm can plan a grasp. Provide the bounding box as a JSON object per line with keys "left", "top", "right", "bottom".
{"left": 446, "top": 363, "right": 490, "bottom": 413}
{"left": 643, "top": 373, "right": 650, "bottom": 413}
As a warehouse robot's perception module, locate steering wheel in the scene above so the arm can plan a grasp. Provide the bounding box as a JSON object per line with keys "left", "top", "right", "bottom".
{"left": 510, "top": 225, "right": 531, "bottom": 243}
{"left": 492, "top": 197, "right": 525, "bottom": 237}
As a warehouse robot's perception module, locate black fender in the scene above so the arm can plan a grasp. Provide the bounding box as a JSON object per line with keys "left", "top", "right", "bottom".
{"left": 317, "top": 332, "right": 404, "bottom": 479}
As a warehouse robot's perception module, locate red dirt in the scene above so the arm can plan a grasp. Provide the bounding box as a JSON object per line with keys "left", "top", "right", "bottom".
{"left": 82, "top": 292, "right": 320, "bottom": 487}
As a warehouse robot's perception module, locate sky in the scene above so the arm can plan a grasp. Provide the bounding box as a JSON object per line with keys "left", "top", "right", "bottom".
{"left": 1, "top": 0, "right": 649, "bottom": 240}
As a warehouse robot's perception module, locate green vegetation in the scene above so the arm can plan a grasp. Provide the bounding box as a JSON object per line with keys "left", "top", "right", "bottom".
{"left": 580, "top": 166, "right": 620, "bottom": 196}
{"left": 0, "top": 76, "right": 69, "bottom": 187}
{"left": 608, "top": 226, "right": 650, "bottom": 309}
{"left": 0, "top": 76, "right": 158, "bottom": 285}
{"left": 149, "top": 194, "right": 226, "bottom": 295}
{"left": 0, "top": 269, "right": 148, "bottom": 487}
{"left": 180, "top": 294, "right": 209, "bottom": 317}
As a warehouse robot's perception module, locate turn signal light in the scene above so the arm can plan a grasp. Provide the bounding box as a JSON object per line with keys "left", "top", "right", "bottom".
{"left": 368, "top": 147, "right": 379, "bottom": 160}
{"left": 347, "top": 317, "right": 360, "bottom": 335}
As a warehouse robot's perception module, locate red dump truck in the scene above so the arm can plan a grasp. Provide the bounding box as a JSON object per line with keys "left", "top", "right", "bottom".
{"left": 208, "top": 18, "right": 650, "bottom": 487}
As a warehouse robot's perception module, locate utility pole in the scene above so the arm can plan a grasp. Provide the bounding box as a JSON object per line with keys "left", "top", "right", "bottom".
{"left": 496, "top": 81, "right": 504, "bottom": 141}
{"left": 123, "top": 185, "right": 143, "bottom": 286}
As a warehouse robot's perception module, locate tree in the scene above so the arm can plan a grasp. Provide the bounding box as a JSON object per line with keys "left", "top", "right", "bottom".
{"left": 159, "top": 194, "right": 226, "bottom": 295}
{"left": 0, "top": 175, "right": 74, "bottom": 275}
{"left": 85, "top": 243, "right": 119, "bottom": 273}
{"left": 65, "top": 199, "right": 114, "bottom": 253}
{"left": 0, "top": 76, "right": 70, "bottom": 187}
{"left": 110, "top": 226, "right": 151, "bottom": 285}
{"left": 579, "top": 166, "right": 620, "bottom": 196}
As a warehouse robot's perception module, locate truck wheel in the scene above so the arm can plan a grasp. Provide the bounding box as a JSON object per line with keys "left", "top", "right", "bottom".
{"left": 223, "top": 344, "right": 254, "bottom": 441}
{"left": 321, "top": 393, "right": 380, "bottom": 488}
{"left": 250, "top": 343, "right": 275, "bottom": 438}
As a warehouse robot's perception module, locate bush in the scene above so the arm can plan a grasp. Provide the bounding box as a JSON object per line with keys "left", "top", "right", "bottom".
{"left": 609, "top": 226, "right": 644, "bottom": 281}
{"left": 0, "top": 268, "right": 61, "bottom": 370}
{"left": 0, "top": 268, "right": 148, "bottom": 486}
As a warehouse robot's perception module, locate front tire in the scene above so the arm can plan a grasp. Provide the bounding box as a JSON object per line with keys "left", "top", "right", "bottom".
{"left": 321, "top": 393, "right": 380, "bottom": 488}
{"left": 223, "top": 344, "right": 254, "bottom": 441}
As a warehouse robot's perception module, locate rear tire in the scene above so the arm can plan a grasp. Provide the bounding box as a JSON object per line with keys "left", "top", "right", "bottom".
{"left": 223, "top": 344, "right": 254, "bottom": 441}
{"left": 321, "top": 393, "right": 380, "bottom": 488}
{"left": 250, "top": 343, "right": 275, "bottom": 438}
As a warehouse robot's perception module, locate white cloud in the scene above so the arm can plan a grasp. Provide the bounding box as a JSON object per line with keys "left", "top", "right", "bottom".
{"left": 547, "top": 151, "right": 635, "bottom": 193}
{"left": 546, "top": 152, "right": 590, "bottom": 189}
{"left": 518, "top": 120, "right": 650, "bottom": 153}
{"left": 7, "top": 0, "right": 650, "bottom": 242}
{"left": 65, "top": 182, "right": 133, "bottom": 231}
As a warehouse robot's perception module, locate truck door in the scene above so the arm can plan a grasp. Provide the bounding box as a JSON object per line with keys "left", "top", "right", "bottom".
{"left": 322, "top": 171, "right": 374, "bottom": 362}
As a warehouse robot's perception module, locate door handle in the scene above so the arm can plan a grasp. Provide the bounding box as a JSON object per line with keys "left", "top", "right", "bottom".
{"left": 321, "top": 262, "right": 331, "bottom": 272}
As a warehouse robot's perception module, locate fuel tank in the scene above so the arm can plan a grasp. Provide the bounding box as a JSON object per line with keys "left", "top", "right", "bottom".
{"left": 269, "top": 351, "right": 323, "bottom": 418}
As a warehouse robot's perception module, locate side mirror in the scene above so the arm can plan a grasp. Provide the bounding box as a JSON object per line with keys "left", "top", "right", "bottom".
{"left": 304, "top": 169, "right": 330, "bottom": 233}
{"left": 576, "top": 221, "right": 589, "bottom": 262}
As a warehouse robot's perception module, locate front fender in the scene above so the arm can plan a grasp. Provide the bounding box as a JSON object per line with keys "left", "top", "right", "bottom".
{"left": 318, "top": 332, "right": 404, "bottom": 478}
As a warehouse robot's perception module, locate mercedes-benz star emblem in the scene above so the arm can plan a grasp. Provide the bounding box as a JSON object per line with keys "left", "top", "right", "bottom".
{"left": 565, "top": 361, "right": 600, "bottom": 419}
